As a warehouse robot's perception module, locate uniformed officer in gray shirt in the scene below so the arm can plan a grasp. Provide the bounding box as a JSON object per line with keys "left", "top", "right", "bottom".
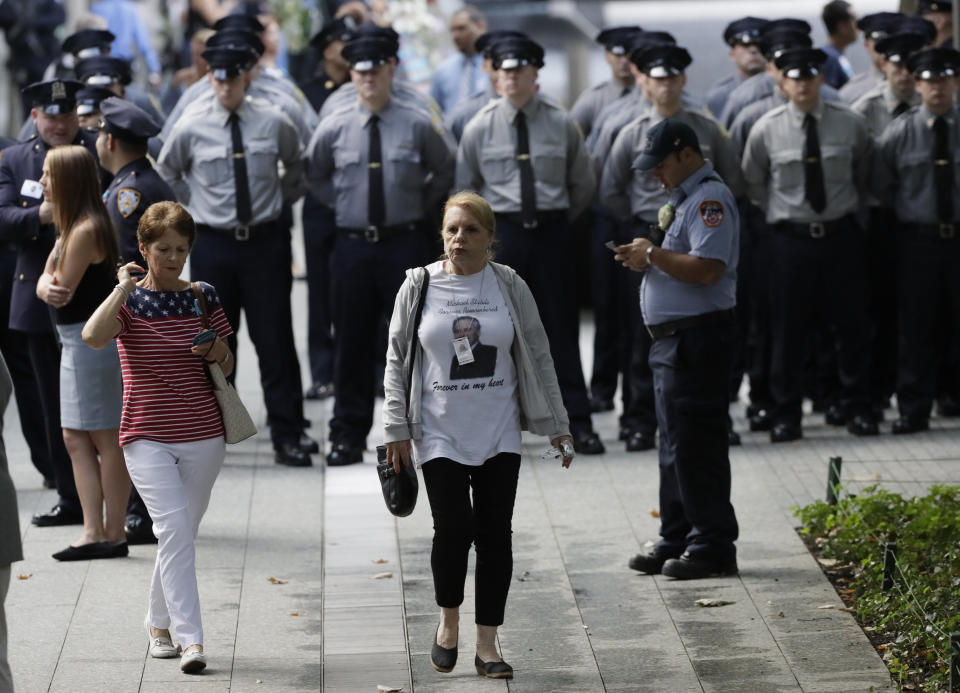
{"left": 306, "top": 35, "right": 456, "bottom": 466}
{"left": 704, "top": 17, "right": 769, "bottom": 120}
{"left": 838, "top": 12, "right": 912, "bottom": 103}
{"left": 614, "top": 120, "right": 739, "bottom": 581}
{"left": 570, "top": 26, "right": 642, "bottom": 138}
{"left": 456, "top": 36, "right": 604, "bottom": 454}
{"left": 742, "top": 47, "right": 877, "bottom": 442}
{"left": 157, "top": 46, "right": 313, "bottom": 468}
{"left": 874, "top": 47, "right": 960, "bottom": 434}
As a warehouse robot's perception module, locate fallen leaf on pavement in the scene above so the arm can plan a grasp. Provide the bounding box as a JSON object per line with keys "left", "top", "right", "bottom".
{"left": 267, "top": 577, "right": 288, "bottom": 584}
{"left": 373, "top": 559, "right": 388, "bottom": 564}
{"left": 648, "top": 509, "right": 660, "bottom": 518}
{"left": 16, "top": 573, "right": 32, "bottom": 580}
{"left": 851, "top": 473, "right": 882, "bottom": 482}
{"left": 372, "top": 572, "right": 393, "bottom": 580}
{"left": 778, "top": 611, "right": 785, "bottom": 618}
{"left": 696, "top": 599, "right": 736, "bottom": 607}
{"left": 377, "top": 686, "right": 403, "bottom": 692}
{"left": 817, "top": 604, "right": 856, "bottom": 613}
{"left": 290, "top": 612, "right": 300, "bottom": 617}
{"left": 817, "top": 557, "right": 838, "bottom": 567}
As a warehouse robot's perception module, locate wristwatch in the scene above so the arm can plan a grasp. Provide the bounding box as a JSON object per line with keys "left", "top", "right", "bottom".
{"left": 645, "top": 244, "right": 655, "bottom": 266}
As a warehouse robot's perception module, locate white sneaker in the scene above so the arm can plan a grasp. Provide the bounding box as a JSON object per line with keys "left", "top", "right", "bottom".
{"left": 180, "top": 646, "right": 206, "bottom": 674}
{"left": 145, "top": 616, "right": 179, "bottom": 659}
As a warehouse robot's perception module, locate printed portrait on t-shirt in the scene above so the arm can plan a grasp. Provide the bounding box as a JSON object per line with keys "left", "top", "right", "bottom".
{"left": 449, "top": 315, "right": 497, "bottom": 380}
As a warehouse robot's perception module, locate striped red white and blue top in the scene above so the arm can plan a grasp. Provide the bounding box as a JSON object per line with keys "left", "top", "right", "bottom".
{"left": 116, "top": 281, "right": 234, "bottom": 447}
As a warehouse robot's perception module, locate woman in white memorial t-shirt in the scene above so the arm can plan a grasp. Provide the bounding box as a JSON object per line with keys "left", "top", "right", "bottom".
{"left": 384, "top": 191, "right": 574, "bottom": 680}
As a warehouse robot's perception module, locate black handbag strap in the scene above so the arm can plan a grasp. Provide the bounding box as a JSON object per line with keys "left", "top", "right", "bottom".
{"left": 404, "top": 268, "right": 429, "bottom": 419}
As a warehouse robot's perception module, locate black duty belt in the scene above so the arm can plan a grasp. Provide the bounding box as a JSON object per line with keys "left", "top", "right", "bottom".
{"left": 498, "top": 209, "right": 567, "bottom": 229}
{"left": 775, "top": 216, "right": 853, "bottom": 239}
{"left": 196, "top": 222, "right": 275, "bottom": 241}
{"left": 903, "top": 222, "right": 956, "bottom": 240}
{"left": 647, "top": 309, "right": 736, "bottom": 341}
{"left": 0, "top": 242, "right": 19, "bottom": 253}
{"left": 338, "top": 220, "right": 420, "bottom": 243}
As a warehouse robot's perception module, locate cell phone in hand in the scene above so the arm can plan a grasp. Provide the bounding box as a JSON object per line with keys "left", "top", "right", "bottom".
{"left": 192, "top": 329, "right": 217, "bottom": 347}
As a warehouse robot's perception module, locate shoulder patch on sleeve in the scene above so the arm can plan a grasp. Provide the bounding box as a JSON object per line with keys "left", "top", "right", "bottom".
{"left": 117, "top": 188, "right": 141, "bottom": 218}
{"left": 699, "top": 200, "right": 725, "bottom": 228}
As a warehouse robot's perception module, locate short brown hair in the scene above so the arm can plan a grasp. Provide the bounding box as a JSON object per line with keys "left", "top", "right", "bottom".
{"left": 137, "top": 201, "right": 196, "bottom": 248}
{"left": 441, "top": 190, "right": 497, "bottom": 261}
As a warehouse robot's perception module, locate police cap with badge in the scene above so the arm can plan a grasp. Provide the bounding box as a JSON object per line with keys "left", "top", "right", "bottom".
{"left": 632, "top": 44, "right": 692, "bottom": 77}
{"left": 857, "top": 12, "right": 904, "bottom": 41}
{"left": 76, "top": 55, "right": 132, "bottom": 87}
{"left": 341, "top": 37, "right": 398, "bottom": 72}
{"left": 354, "top": 25, "right": 401, "bottom": 55}
{"left": 99, "top": 97, "right": 162, "bottom": 144}
{"left": 875, "top": 32, "right": 932, "bottom": 64}
{"left": 213, "top": 14, "right": 264, "bottom": 34}
{"left": 774, "top": 47, "right": 829, "bottom": 79}
{"left": 312, "top": 16, "right": 357, "bottom": 52}
{"left": 724, "top": 17, "right": 769, "bottom": 47}
{"left": 907, "top": 47, "right": 960, "bottom": 80}
{"left": 490, "top": 37, "right": 545, "bottom": 70}
{"left": 62, "top": 29, "right": 115, "bottom": 60}
{"left": 475, "top": 30, "right": 528, "bottom": 59}
{"left": 202, "top": 47, "right": 259, "bottom": 80}
{"left": 207, "top": 29, "right": 266, "bottom": 56}
{"left": 917, "top": 0, "right": 952, "bottom": 14}
{"left": 759, "top": 26, "right": 814, "bottom": 61}
{"left": 634, "top": 119, "right": 702, "bottom": 171}
{"left": 626, "top": 31, "right": 677, "bottom": 65}
{"left": 897, "top": 16, "right": 938, "bottom": 44}
{"left": 76, "top": 86, "right": 114, "bottom": 116}
{"left": 22, "top": 79, "right": 84, "bottom": 116}
{"left": 596, "top": 26, "right": 643, "bottom": 56}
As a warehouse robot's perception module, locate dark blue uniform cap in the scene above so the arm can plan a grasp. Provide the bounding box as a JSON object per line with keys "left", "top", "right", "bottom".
{"left": 633, "top": 44, "right": 693, "bottom": 76}
{"left": 99, "top": 97, "right": 162, "bottom": 142}
{"left": 596, "top": 26, "right": 644, "bottom": 55}
{"left": 760, "top": 29, "right": 813, "bottom": 60}
{"left": 761, "top": 18, "right": 812, "bottom": 37}
{"left": 312, "top": 16, "right": 358, "bottom": 51}
{"left": 213, "top": 14, "right": 264, "bottom": 33}
{"left": 22, "top": 79, "right": 84, "bottom": 115}
{"left": 62, "top": 29, "right": 115, "bottom": 59}
{"left": 917, "top": 0, "right": 952, "bottom": 13}
{"left": 342, "top": 37, "right": 398, "bottom": 71}
{"left": 76, "top": 86, "right": 115, "bottom": 115}
{"left": 206, "top": 29, "right": 265, "bottom": 56}
{"left": 724, "top": 17, "right": 769, "bottom": 46}
{"left": 627, "top": 31, "right": 677, "bottom": 62}
{"left": 491, "top": 37, "right": 545, "bottom": 70}
{"left": 76, "top": 55, "right": 132, "bottom": 86}
{"left": 876, "top": 32, "right": 932, "bottom": 63}
{"left": 202, "top": 47, "right": 258, "bottom": 80}
{"left": 634, "top": 119, "right": 701, "bottom": 171}
{"left": 857, "top": 12, "right": 904, "bottom": 40}
{"left": 353, "top": 25, "right": 401, "bottom": 53}
{"left": 231, "top": 1, "right": 271, "bottom": 17}
{"left": 475, "top": 30, "right": 528, "bottom": 58}
{"left": 774, "top": 47, "right": 829, "bottom": 79}
{"left": 897, "top": 16, "right": 938, "bottom": 44}
{"left": 907, "top": 46, "right": 960, "bottom": 79}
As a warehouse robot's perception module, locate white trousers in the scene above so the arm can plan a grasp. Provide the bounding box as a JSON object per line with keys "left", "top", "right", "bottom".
{"left": 124, "top": 437, "right": 224, "bottom": 648}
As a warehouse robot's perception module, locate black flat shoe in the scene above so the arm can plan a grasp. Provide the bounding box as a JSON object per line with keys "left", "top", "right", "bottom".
{"left": 52, "top": 542, "right": 115, "bottom": 562}
{"left": 728, "top": 428, "right": 741, "bottom": 446}
{"left": 589, "top": 396, "right": 614, "bottom": 413}
{"left": 32, "top": 504, "right": 84, "bottom": 527}
{"left": 326, "top": 442, "right": 363, "bottom": 466}
{"left": 661, "top": 553, "right": 738, "bottom": 580}
{"left": 275, "top": 442, "right": 313, "bottom": 467}
{"left": 572, "top": 430, "right": 605, "bottom": 455}
{"left": 748, "top": 409, "right": 773, "bottom": 431}
{"left": 305, "top": 382, "right": 334, "bottom": 400}
{"left": 430, "top": 624, "right": 457, "bottom": 673}
{"left": 475, "top": 655, "right": 513, "bottom": 679}
{"left": 892, "top": 417, "right": 929, "bottom": 435}
{"left": 625, "top": 430, "right": 655, "bottom": 452}
{"left": 825, "top": 404, "right": 847, "bottom": 426}
{"left": 847, "top": 415, "right": 879, "bottom": 437}
{"left": 110, "top": 541, "right": 129, "bottom": 558}
{"left": 770, "top": 423, "right": 802, "bottom": 443}
{"left": 628, "top": 547, "right": 681, "bottom": 575}
{"left": 299, "top": 433, "right": 320, "bottom": 454}
{"left": 125, "top": 514, "right": 158, "bottom": 545}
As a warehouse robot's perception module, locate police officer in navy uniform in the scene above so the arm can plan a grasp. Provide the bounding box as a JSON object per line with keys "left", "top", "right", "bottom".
{"left": 704, "top": 17, "right": 769, "bottom": 119}
{"left": 301, "top": 17, "right": 355, "bottom": 112}
{"left": 307, "top": 35, "right": 456, "bottom": 465}
{"left": 456, "top": 37, "right": 604, "bottom": 454}
{"left": 158, "top": 47, "right": 314, "bottom": 467}
{"left": 616, "top": 120, "right": 739, "bottom": 580}
{"left": 75, "top": 85, "right": 116, "bottom": 130}
{"left": 0, "top": 80, "right": 97, "bottom": 526}
{"left": 917, "top": 0, "right": 954, "bottom": 49}
{"left": 875, "top": 47, "right": 960, "bottom": 433}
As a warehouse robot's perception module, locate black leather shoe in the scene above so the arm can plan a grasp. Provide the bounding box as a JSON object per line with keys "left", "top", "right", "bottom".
{"left": 728, "top": 428, "right": 741, "bottom": 446}
{"left": 770, "top": 423, "right": 802, "bottom": 443}
{"left": 618, "top": 427, "right": 632, "bottom": 441}
{"left": 474, "top": 655, "right": 513, "bottom": 679}
{"left": 937, "top": 396, "right": 960, "bottom": 417}
{"left": 748, "top": 409, "right": 773, "bottom": 432}
{"left": 661, "top": 553, "right": 738, "bottom": 580}
{"left": 589, "top": 396, "right": 614, "bottom": 413}
{"left": 125, "top": 514, "right": 158, "bottom": 545}
{"left": 275, "top": 442, "right": 313, "bottom": 467}
{"left": 847, "top": 415, "right": 879, "bottom": 437}
{"left": 110, "top": 541, "right": 129, "bottom": 558}
{"left": 299, "top": 433, "right": 320, "bottom": 454}
{"left": 825, "top": 404, "right": 847, "bottom": 426}
{"left": 430, "top": 624, "right": 457, "bottom": 673}
{"left": 627, "top": 547, "right": 680, "bottom": 575}
{"left": 52, "top": 542, "right": 116, "bottom": 562}
{"left": 625, "top": 430, "right": 655, "bottom": 452}
{"left": 572, "top": 430, "right": 605, "bottom": 455}
{"left": 305, "top": 382, "right": 334, "bottom": 400}
{"left": 745, "top": 403, "right": 762, "bottom": 419}
{"left": 892, "top": 417, "right": 929, "bottom": 435}
{"left": 32, "top": 504, "right": 83, "bottom": 527}
{"left": 326, "top": 442, "right": 363, "bottom": 466}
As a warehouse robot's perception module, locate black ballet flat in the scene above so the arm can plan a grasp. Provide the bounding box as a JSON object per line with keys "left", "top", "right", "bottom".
{"left": 430, "top": 624, "right": 457, "bottom": 673}
{"left": 52, "top": 542, "right": 115, "bottom": 562}
{"left": 475, "top": 654, "right": 513, "bottom": 679}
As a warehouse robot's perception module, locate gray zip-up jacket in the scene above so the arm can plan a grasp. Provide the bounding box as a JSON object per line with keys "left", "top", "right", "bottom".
{"left": 383, "top": 262, "right": 570, "bottom": 444}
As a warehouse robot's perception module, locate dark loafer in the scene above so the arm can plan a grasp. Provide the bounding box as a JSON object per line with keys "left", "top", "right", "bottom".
{"left": 748, "top": 409, "right": 773, "bottom": 431}
{"left": 32, "top": 504, "right": 83, "bottom": 527}
{"left": 299, "top": 433, "right": 320, "bottom": 454}
{"left": 275, "top": 442, "right": 313, "bottom": 467}
{"left": 589, "top": 396, "right": 614, "bottom": 413}
{"left": 825, "top": 404, "right": 847, "bottom": 426}
{"left": 572, "top": 430, "right": 605, "bottom": 455}
{"left": 847, "top": 415, "right": 879, "bottom": 437}
{"left": 326, "top": 442, "right": 363, "bottom": 466}
{"left": 475, "top": 655, "right": 513, "bottom": 679}
{"left": 628, "top": 547, "right": 680, "bottom": 575}
{"left": 305, "top": 382, "right": 334, "bottom": 400}
{"left": 661, "top": 553, "right": 738, "bottom": 580}
{"left": 125, "top": 514, "right": 158, "bottom": 545}
{"left": 770, "top": 423, "right": 802, "bottom": 443}
{"left": 892, "top": 417, "right": 929, "bottom": 435}
{"left": 625, "top": 430, "right": 655, "bottom": 452}
{"left": 430, "top": 625, "right": 457, "bottom": 673}
{"left": 728, "top": 428, "right": 741, "bottom": 446}
{"left": 52, "top": 542, "right": 115, "bottom": 562}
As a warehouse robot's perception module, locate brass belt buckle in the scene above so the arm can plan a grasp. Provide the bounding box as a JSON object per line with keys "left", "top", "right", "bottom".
{"left": 235, "top": 225, "right": 250, "bottom": 241}
{"left": 809, "top": 221, "right": 826, "bottom": 239}
{"left": 940, "top": 223, "right": 955, "bottom": 240}
{"left": 365, "top": 226, "right": 380, "bottom": 242}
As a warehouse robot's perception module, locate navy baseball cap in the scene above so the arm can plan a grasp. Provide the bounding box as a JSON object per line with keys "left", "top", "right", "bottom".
{"left": 62, "top": 29, "right": 115, "bottom": 59}
{"left": 876, "top": 33, "right": 931, "bottom": 63}
{"left": 596, "top": 26, "right": 644, "bottom": 55}
{"left": 22, "top": 79, "right": 84, "bottom": 115}
{"left": 99, "top": 97, "right": 162, "bottom": 142}
{"left": 907, "top": 47, "right": 960, "bottom": 79}
{"left": 634, "top": 119, "right": 701, "bottom": 171}
{"left": 775, "top": 47, "right": 829, "bottom": 79}
{"left": 633, "top": 44, "right": 692, "bottom": 76}
{"left": 491, "top": 37, "right": 545, "bottom": 70}
{"left": 724, "top": 17, "right": 769, "bottom": 46}
{"left": 76, "top": 86, "right": 114, "bottom": 115}
{"left": 857, "top": 12, "right": 904, "bottom": 41}
{"left": 202, "top": 47, "right": 258, "bottom": 79}
{"left": 342, "top": 37, "right": 397, "bottom": 72}
{"left": 76, "top": 56, "right": 132, "bottom": 87}
{"left": 312, "top": 16, "right": 357, "bottom": 51}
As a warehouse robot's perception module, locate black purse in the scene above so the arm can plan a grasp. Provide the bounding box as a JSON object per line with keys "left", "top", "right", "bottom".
{"left": 376, "top": 269, "right": 429, "bottom": 517}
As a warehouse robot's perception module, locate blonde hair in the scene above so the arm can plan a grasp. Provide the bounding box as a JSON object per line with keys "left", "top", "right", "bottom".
{"left": 440, "top": 191, "right": 497, "bottom": 261}
{"left": 46, "top": 145, "right": 119, "bottom": 270}
{"left": 137, "top": 201, "right": 197, "bottom": 248}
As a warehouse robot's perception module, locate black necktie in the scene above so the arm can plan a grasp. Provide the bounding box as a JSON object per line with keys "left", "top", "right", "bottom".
{"left": 892, "top": 102, "right": 910, "bottom": 118}
{"left": 368, "top": 114, "right": 385, "bottom": 227}
{"left": 803, "top": 113, "right": 827, "bottom": 215}
{"left": 933, "top": 116, "right": 954, "bottom": 224}
{"left": 515, "top": 111, "right": 537, "bottom": 227}
{"left": 228, "top": 112, "right": 252, "bottom": 225}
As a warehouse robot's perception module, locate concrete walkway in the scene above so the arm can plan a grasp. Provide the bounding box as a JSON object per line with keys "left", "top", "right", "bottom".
{"left": 7, "top": 280, "right": 959, "bottom": 692}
